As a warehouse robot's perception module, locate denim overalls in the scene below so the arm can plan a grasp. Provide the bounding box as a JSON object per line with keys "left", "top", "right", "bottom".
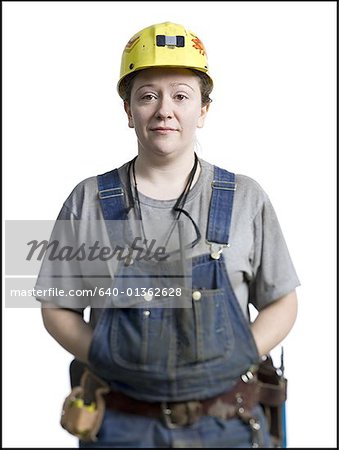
{"left": 83, "top": 166, "right": 271, "bottom": 448}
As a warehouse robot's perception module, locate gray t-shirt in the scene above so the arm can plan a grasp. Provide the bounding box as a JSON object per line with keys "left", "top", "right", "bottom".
{"left": 35, "top": 159, "right": 300, "bottom": 322}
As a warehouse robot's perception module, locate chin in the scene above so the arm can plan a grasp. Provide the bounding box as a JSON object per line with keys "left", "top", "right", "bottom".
{"left": 141, "top": 142, "right": 180, "bottom": 157}
{"left": 139, "top": 138, "right": 192, "bottom": 158}
{"left": 150, "top": 146, "right": 185, "bottom": 158}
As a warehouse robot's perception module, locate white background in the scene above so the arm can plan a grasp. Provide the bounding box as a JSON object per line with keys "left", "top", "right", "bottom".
{"left": 3, "top": 1, "right": 336, "bottom": 448}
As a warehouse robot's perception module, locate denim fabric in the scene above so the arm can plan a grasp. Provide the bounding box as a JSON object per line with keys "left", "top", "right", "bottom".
{"left": 83, "top": 166, "right": 271, "bottom": 447}
{"left": 88, "top": 251, "right": 261, "bottom": 401}
{"left": 206, "top": 166, "right": 236, "bottom": 245}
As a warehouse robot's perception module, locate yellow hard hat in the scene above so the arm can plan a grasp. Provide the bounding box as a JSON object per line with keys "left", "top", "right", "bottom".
{"left": 117, "top": 22, "right": 213, "bottom": 98}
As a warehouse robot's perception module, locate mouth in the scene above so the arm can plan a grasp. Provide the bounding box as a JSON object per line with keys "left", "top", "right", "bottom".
{"left": 150, "top": 127, "right": 178, "bottom": 134}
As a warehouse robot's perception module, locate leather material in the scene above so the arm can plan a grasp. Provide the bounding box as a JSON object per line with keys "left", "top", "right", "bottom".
{"left": 60, "top": 370, "right": 110, "bottom": 442}
{"left": 103, "top": 375, "right": 260, "bottom": 425}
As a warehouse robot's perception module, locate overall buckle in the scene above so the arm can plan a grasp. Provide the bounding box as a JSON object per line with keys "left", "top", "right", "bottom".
{"left": 206, "top": 241, "right": 230, "bottom": 260}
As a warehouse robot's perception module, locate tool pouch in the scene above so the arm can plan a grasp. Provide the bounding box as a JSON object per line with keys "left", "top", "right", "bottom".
{"left": 60, "top": 367, "right": 110, "bottom": 442}
{"left": 257, "top": 355, "right": 287, "bottom": 447}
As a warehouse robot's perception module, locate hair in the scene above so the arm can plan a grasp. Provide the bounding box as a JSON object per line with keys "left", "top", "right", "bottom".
{"left": 120, "top": 69, "right": 213, "bottom": 107}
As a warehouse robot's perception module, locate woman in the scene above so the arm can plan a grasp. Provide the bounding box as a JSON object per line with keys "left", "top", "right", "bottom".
{"left": 37, "top": 22, "right": 300, "bottom": 448}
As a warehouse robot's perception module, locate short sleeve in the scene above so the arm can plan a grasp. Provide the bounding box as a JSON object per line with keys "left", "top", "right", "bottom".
{"left": 34, "top": 204, "right": 90, "bottom": 311}
{"left": 34, "top": 177, "right": 113, "bottom": 311}
{"left": 249, "top": 196, "right": 300, "bottom": 310}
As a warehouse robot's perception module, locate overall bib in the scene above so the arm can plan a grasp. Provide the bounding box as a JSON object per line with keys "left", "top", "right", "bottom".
{"left": 82, "top": 166, "right": 271, "bottom": 448}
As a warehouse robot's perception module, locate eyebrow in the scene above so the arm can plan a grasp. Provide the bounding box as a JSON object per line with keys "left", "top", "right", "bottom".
{"left": 135, "top": 82, "right": 195, "bottom": 93}
{"left": 170, "top": 82, "right": 195, "bottom": 92}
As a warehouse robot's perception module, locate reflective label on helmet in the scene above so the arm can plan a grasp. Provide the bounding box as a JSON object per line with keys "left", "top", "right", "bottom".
{"left": 156, "top": 35, "right": 185, "bottom": 48}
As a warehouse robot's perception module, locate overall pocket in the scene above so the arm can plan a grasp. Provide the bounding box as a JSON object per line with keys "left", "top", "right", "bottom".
{"left": 176, "top": 288, "right": 234, "bottom": 366}
{"left": 109, "top": 288, "right": 234, "bottom": 371}
{"left": 110, "top": 296, "right": 176, "bottom": 371}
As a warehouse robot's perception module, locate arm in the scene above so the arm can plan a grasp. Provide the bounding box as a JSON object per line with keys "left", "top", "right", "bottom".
{"left": 41, "top": 303, "right": 93, "bottom": 364}
{"left": 250, "top": 290, "right": 298, "bottom": 357}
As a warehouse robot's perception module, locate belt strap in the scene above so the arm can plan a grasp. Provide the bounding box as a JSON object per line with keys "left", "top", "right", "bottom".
{"left": 103, "top": 376, "right": 260, "bottom": 427}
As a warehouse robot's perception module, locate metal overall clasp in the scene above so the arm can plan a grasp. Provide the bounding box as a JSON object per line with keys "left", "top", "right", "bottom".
{"left": 206, "top": 241, "right": 230, "bottom": 260}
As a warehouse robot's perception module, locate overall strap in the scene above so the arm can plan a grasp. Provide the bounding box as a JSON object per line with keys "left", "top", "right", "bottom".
{"left": 97, "top": 169, "right": 132, "bottom": 247}
{"left": 206, "top": 166, "right": 236, "bottom": 256}
{"left": 97, "top": 169, "right": 128, "bottom": 221}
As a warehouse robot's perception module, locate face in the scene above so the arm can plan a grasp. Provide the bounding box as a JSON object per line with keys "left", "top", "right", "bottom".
{"left": 124, "top": 68, "right": 209, "bottom": 158}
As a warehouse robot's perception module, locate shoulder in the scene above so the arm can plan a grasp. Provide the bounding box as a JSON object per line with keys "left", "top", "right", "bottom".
{"left": 204, "top": 158, "right": 271, "bottom": 221}
{"left": 235, "top": 174, "right": 269, "bottom": 201}
{"left": 70, "top": 175, "right": 98, "bottom": 196}
{"left": 200, "top": 159, "right": 270, "bottom": 209}
{"left": 62, "top": 162, "right": 130, "bottom": 218}
{"left": 234, "top": 174, "right": 271, "bottom": 221}
{"left": 62, "top": 176, "right": 98, "bottom": 217}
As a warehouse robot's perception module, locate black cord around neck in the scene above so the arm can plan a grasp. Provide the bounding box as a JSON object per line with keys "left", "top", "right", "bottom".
{"left": 173, "top": 153, "right": 199, "bottom": 219}
{"left": 130, "top": 153, "right": 199, "bottom": 219}
{"left": 131, "top": 157, "right": 143, "bottom": 220}
{"left": 128, "top": 154, "right": 200, "bottom": 252}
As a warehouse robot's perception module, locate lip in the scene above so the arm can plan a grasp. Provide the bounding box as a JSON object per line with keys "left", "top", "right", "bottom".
{"left": 150, "top": 127, "right": 178, "bottom": 133}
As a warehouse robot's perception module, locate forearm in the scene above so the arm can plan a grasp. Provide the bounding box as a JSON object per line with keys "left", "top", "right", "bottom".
{"left": 250, "top": 290, "right": 298, "bottom": 357}
{"left": 41, "top": 304, "right": 93, "bottom": 364}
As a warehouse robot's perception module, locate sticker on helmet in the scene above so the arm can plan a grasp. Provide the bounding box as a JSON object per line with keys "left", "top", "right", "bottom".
{"left": 192, "top": 37, "right": 206, "bottom": 56}
{"left": 125, "top": 35, "right": 141, "bottom": 51}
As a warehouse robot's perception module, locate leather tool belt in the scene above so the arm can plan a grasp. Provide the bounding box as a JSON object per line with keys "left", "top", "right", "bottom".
{"left": 104, "top": 369, "right": 260, "bottom": 428}
{"left": 62, "top": 359, "right": 287, "bottom": 443}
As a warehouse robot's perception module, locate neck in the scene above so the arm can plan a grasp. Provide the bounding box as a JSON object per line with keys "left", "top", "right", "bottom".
{"left": 133, "top": 151, "right": 201, "bottom": 200}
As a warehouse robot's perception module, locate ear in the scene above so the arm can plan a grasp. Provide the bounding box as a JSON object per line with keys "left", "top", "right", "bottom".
{"left": 197, "top": 103, "right": 210, "bottom": 128}
{"left": 124, "top": 101, "right": 134, "bottom": 128}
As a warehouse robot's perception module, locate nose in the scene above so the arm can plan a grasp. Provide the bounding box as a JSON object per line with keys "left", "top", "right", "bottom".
{"left": 155, "top": 96, "right": 173, "bottom": 120}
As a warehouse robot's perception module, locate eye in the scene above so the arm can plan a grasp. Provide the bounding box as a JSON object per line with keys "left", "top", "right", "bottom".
{"left": 140, "top": 93, "right": 157, "bottom": 101}
{"left": 174, "top": 93, "right": 189, "bottom": 101}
